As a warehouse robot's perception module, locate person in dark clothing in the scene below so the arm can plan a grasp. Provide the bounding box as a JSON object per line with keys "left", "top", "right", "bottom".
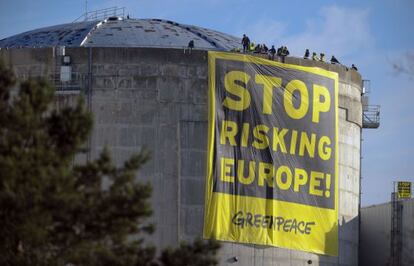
{"left": 268, "top": 45, "right": 276, "bottom": 60}
{"left": 304, "top": 49, "right": 310, "bottom": 59}
{"left": 330, "top": 55, "right": 340, "bottom": 64}
{"left": 277, "top": 46, "right": 282, "bottom": 56}
{"left": 320, "top": 53, "right": 325, "bottom": 62}
{"left": 262, "top": 44, "right": 268, "bottom": 53}
{"left": 254, "top": 44, "right": 261, "bottom": 53}
{"left": 351, "top": 64, "right": 358, "bottom": 71}
{"left": 242, "top": 34, "right": 250, "bottom": 53}
{"left": 185, "top": 40, "right": 194, "bottom": 54}
{"left": 188, "top": 40, "right": 194, "bottom": 52}
{"left": 281, "top": 46, "right": 290, "bottom": 56}
{"left": 277, "top": 46, "right": 289, "bottom": 63}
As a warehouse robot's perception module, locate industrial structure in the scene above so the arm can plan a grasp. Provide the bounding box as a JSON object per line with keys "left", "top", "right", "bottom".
{"left": 0, "top": 10, "right": 380, "bottom": 265}
{"left": 360, "top": 197, "right": 414, "bottom": 266}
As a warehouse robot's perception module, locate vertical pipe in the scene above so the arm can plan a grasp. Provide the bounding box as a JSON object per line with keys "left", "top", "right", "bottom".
{"left": 359, "top": 79, "right": 364, "bottom": 265}
{"left": 86, "top": 47, "right": 92, "bottom": 162}
{"left": 358, "top": 126, "right": 363, "bottom": 265}
{"left": 177, "top": 122, "right": 180, "bottom": 243}
{"left": 85, "top": 0, "right": 88, "bottom": 21}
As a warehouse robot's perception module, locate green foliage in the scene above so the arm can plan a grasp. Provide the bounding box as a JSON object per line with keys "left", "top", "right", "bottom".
{"left": 0, "top": 62, "right": 219, "bottom": 266}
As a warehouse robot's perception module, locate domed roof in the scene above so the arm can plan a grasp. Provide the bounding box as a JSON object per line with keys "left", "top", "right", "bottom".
{"left": 0, "top": 17, "right": 241, "bottom": 51}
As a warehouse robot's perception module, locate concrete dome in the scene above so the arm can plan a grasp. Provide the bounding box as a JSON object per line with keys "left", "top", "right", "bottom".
{"left": 0, "top": 18, "right": 241, "bottom": 51}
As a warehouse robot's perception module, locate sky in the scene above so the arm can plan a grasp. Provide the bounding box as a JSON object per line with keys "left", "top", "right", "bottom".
{"left": 0, "top": 0, "right": 413, "bottom": 206}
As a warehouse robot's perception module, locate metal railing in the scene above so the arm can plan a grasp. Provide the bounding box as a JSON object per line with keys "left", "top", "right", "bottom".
{"left": 73, "top": 7, "right": 125, "bottom": 23}
{"left": 362, "top": 79, "right": 371, "bottom": 94}
{"left": 363, "top": 105, "right": 380, "bottom": 128}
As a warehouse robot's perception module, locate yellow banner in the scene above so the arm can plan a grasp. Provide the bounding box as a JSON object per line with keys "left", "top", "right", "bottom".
{"left": 203, "top": 51, "right": 339, "bottom": 256}
{"left": 397, "top": 181, "right": 411, "bottom": 199}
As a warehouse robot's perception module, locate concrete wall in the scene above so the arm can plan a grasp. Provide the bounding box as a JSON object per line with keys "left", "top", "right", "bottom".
{"left": 360, "top": 199, "right": 414, "bottom": 266}
{"left": 0, "top": 47, "right": 363, "bottom": 266}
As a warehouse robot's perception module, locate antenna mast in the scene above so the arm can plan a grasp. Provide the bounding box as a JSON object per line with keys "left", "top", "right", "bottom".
{"left": 85, "top": 0, "right": 88, "bottom": 21}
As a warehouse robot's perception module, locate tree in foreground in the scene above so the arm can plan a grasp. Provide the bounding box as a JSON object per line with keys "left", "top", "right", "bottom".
{"left": 0, "top": 62, "right": 219, "bottom": 266}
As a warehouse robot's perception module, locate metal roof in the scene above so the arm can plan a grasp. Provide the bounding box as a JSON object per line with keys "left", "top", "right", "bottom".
{"left": 0, "top": 18, "right": 241, "bottom": 51}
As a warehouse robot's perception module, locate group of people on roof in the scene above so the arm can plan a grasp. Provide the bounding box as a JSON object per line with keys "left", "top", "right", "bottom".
{"left": 185, "top": 33, "right": 358, "bottom": 71}
{"left": 239, "top": 34, "right": 358, "bottom": 71}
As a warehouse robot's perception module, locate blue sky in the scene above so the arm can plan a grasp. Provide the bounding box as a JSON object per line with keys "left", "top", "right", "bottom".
{"left": 1, "top": 0, "right": 413, "bottom": 206}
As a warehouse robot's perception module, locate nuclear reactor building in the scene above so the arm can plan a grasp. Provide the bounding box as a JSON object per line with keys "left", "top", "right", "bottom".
{"left": 0, "top": 13, "right": 379, "bottom": 266}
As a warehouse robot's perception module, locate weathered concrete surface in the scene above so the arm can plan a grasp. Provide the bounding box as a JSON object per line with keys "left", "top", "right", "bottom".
{"left": 360, "top": 199, "right": 414, "bottom": 266}
{"left": 0, "top": 47, "right": 362, "bottom": 266}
